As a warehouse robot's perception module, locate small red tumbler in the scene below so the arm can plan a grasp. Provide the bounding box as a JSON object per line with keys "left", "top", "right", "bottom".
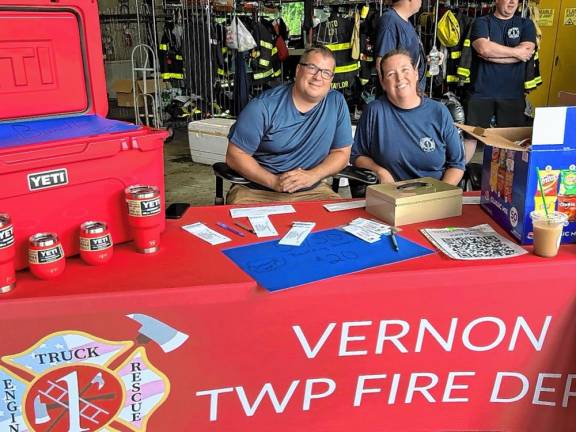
{"left": 0, "top": 214, "right": 15, "bottom": 293}
{"left": 125, "top": 185, "right": 162, "bottom": 253}
{"left": 28, "top": 233, "right": 66, "bottom": 280}
{"left": 79, "top": 221, "right": 113, "bottom": 265}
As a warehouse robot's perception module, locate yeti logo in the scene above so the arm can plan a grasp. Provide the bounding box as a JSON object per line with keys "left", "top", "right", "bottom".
{"left": 419, "top": 137, "right": 436, "bottom": 152}
{"left": 508, "top": 27, "right": 520, "bottom": 39}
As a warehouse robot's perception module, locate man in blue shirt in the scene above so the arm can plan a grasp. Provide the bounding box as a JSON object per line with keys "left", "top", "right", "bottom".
{"left": 374, "top": 0, "right": 426, "bottom": 90}
{"left": 226, "top": 47, "right": 352, "bottom": 204}
{"left": 467, "top": 0, "right": 536, "bottom": 127}
{"left": 353, "top": 50, "right": 465, "bottom": 185}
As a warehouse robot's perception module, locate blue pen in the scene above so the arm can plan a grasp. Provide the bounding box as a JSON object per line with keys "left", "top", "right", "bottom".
{"left": 217, "top": 222, "right": 245, "bottom": 237}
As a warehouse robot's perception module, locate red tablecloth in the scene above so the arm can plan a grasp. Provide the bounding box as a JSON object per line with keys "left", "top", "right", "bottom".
{"left": 1, "top": 201, "right": 575, "bottom": 431}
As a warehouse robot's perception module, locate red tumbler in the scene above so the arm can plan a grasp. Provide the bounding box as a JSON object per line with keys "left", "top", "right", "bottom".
{"left": 28, "top": 233, "right": 66, "bottom": 280}
{"left": 79, "top": 221, "right": 113, "bottom": 265}
{"left": 125, "top": 185, "right": 162, "bottom": 253}
{"left": 0, "top": 214, "right": 16, "bottom": 293}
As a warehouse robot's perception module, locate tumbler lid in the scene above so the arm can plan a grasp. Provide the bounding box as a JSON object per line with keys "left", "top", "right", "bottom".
{"left": 0, "top": 214, "right": 11, "bottom": 229}
{"left": 125, "top": 185, "right": 160, "bottom": 200}
{"left": 29, "top": 232, "right": 59, "bottom": 247}
{"left": 80, "top": 221, "right": 107, "bottom": 234}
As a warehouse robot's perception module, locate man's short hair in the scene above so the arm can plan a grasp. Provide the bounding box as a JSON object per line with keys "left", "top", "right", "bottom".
{"left": 379, "top": 48, "right": 417, "bottom": 75}
{"left": 300, "top": 46, "right": 336, "bottom": 68}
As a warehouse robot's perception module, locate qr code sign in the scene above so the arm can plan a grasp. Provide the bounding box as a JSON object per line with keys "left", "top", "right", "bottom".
{"left": 443, "top": 235, "right": 519, "bottom": 258}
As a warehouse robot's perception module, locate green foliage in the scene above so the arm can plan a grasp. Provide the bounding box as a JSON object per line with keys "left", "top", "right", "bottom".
{"left": 282, "top": 2, "right": 304, "bottom": 36}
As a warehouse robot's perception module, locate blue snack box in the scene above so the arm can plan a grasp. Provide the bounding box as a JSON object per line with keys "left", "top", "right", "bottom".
{"left": 459, "top": 106, "right": 576, "bottom": 244}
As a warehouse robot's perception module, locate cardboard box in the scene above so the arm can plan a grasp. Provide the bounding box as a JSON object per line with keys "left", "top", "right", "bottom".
{"left": 365, "top": 177, "right": 463, "bottom": 226}
{"left": 458, "top": 106, "right": 576, "bottom": 244}
{"left": 111, "top": 79, "right": 167, "bottom": 107}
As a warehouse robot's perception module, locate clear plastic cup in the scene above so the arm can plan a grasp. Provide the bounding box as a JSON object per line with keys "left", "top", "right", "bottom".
{"left": 530, "top": 211, "right": 568, "bottom": 258}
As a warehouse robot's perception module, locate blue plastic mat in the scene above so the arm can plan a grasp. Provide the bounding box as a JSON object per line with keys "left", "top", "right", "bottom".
{"left": 0, "top": 115, "right": 139, "bottom": 149}
{"left": 223, "top": 229, "right": 434, "bottom": 292}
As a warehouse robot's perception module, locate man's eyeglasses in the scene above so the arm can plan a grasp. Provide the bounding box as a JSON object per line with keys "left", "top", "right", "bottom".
{"left": 299, "top": 63, "right": 335, "bottom": 80}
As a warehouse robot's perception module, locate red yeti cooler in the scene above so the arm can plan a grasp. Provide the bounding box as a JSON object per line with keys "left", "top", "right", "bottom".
{"left": 0, "top": 0, "right": 168, "bottom": 270}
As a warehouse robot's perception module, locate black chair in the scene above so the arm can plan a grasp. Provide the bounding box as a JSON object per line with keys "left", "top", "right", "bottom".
{"left": 212, "top": 162, "right": 378, "bottom": 205}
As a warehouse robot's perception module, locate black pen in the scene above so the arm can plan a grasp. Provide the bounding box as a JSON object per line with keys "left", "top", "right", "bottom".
{"left": 234, "top": 221, "right": 255, "bottom": 234}
{"left": 390, "top": 229, "right": 399, "bottom": 252}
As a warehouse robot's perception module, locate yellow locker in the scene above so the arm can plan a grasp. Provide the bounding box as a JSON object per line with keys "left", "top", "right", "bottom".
{"left": 529, "top": 0, "right": 576, "bottom": 107}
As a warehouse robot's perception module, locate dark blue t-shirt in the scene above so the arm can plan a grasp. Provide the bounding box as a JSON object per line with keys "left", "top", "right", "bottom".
{"left": 228, "top": 84, "right": 352, "bottom": 174}
{"left": 352, "top": 96, "right": 465, "bottom": 181}
{"left": 470, "top": 14, "right": 536, "bottom": 99}
{"left": 375, "top": 9, "right": 426, "bottom": 89}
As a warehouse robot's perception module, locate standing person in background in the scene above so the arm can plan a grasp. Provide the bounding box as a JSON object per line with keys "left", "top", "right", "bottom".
{"left": 374, "top": 0, "right": 426, "bottom": 90}
{"left": 467, "top": 0, "right": 536, "bottom": 127}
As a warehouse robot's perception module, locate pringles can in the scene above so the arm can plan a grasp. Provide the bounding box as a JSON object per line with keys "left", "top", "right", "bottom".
{"left": 79, "top": 221, "right": 113, "bottom": 265}
{"left": 0, "top": 214, "right": 16, "bottom": 293}
{"left": 125, "top": 185, "right": 162, "bottom": 253}
{"left": 28, "top": 233, "right": 66, "bottom": 280}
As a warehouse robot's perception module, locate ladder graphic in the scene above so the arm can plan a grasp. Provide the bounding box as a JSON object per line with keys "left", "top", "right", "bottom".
{"left": 38, "top": 380, "right": 110, "bottom": 425}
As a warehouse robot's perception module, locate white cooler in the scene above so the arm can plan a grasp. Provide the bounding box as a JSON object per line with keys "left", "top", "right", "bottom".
{"left": 187, "top": 118, "right": 235, "bottom": 165}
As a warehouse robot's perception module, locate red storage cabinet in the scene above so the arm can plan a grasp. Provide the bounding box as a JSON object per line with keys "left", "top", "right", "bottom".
{"left": 0, "top": 0, "right": 168, "bottom": 270}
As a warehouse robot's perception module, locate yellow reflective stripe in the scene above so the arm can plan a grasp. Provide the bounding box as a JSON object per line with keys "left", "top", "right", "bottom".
{"left": 535, "top": 76, "right": 542, "bottom": 85}
{"left": 272, "top": 69, "right": 281, "bottom": 77}
{"left": 217, "top": 68, "right": 225, "bottom": 75}
{"left": 463, "top": 77, "right": 470, "bottom": 83}
{"left": 524, "top": 79, "right": 537, "bottom": 89}
{"left": 175, "top": 55, "right": 183, "bottom": 60}
{"left": 260, "top": 40, "right": 273, "bottom": 49}
{"left": 334, "top": 62, "right": 360, "bottom": 74}
{"left": 359, "top": 78, "right": 369, "bottom": 85}
{"left": 253, "top": 68, "right": 274, "bottom": 80}
{"left": 272, "top": 47, "right": 278, "bottom": 56}
{"left": 259, "top": 58, "right": 270, "bottom": 67}
{"left": 534, "top": 51, "right": 539, "bottom": 60}
{"left": 450, "top": 51, "right": 461, "bottom": 59}
{"left": 159, "top": 44, "right": 168, "bottom": 51}
{"left": 463, "top": 39, "right": 471, "bottom": 47}
{"left": 446, "top": 75, "right": 459, "bottom": 82}
{"left": 326, "top": 42, "right": 352, "bottom": 51}
{"left": 457, "top": 67, "right": 470, "bottom": 77}
{"left": 161, "top": 72, "right": 184, "bottom": 79}
{"left": 222, "top": 47, "right": 228, "bottom": 54}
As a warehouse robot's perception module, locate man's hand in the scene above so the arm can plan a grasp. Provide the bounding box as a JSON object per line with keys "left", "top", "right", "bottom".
{"left": 278, "top": 168, "right": 321, "bottom": 193}
{"left": 376, "top": 168, "right": 395, "bottom": 184}
{"left": 514, "top": 44, "right": 534, "bottom": 62}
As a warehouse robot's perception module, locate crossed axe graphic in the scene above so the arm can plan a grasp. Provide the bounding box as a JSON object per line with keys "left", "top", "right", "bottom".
{"left": 0, "top": 313, "right": 189, "bottom": 432}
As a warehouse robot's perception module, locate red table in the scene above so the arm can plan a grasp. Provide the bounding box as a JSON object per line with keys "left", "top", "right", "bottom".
{"left": 1, "top": 201, "right": 575, "bottom": 432}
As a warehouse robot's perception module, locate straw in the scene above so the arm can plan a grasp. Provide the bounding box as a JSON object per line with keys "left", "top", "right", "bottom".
{"left": 535, "top": 167, "right": 550, "bottom": 221}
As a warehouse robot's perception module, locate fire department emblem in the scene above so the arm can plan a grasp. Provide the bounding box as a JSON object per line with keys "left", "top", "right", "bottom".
{"left": 0, "top": 313, "right": 188, "bottom": 431}
{"left": 419, "top": 137, "right": 436, "bottom": 153}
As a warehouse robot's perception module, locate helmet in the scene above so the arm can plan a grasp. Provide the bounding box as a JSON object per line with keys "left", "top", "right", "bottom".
{"left": 437, "top": 10, "right": 460, "bottom": 48}
{"left": 441, "top": 93, "right": 465, "bottom": 124}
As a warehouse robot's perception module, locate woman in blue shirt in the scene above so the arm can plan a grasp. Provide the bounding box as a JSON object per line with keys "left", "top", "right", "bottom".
{"left": 352, "top": 49, "right": 465, "bottom": 186}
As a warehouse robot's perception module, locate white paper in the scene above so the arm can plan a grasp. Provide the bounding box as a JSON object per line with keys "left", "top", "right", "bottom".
{"left": 249, "top": 215, "right": 278, "bottom": 238}
{"left": 532, "top": 107, "right": 566, "bottom": 146}
{"left": 181, "top": 222, "right": 231, "bottom": 245}
{"left": 421, "top": 224, "right": 527, "bottom": 260}
{"left": 230, "top": 205, "right": 296, "bottom": 218}
{"left": 323, "top": 200, "right": 366, "bottom": 212}
{"left": 279, "top": 222, "right": 316, "bottom": 246}
{"left": 463, "top": 195, "right": 481, "bottom": 205}
{"left": 349, "top": 217, "right": 392, "bottom": 235}
{"left": 341, "top": 224, "right": 381, "bottom": 243}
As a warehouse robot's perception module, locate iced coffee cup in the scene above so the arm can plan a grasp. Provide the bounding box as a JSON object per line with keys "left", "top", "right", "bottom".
{"left": 530, "top": 211, "right": 568, "bottom": 258}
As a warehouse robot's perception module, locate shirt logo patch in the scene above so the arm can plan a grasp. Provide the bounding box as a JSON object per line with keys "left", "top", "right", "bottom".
{"left": 508, "top": 27, "right": 520, "bottom": 39}
{"left": 419, "top": 137, "right": 436, "bottom": 152}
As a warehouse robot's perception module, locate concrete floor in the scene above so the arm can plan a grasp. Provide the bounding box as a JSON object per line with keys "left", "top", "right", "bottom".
{"left": 164, "top": 128, "right": 216, "bottom": 207}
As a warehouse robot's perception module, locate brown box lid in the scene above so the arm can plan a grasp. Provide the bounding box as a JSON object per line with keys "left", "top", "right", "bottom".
{"left": 366, "top": 177, "right": 462, "bottom": 206}
{"left": 457, "top": 124, "right": 532, "bottom": 151}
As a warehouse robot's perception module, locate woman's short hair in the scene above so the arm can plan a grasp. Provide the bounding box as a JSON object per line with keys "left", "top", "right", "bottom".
{"left": 379, "top": 49, "right": 417, "bottom": 76}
